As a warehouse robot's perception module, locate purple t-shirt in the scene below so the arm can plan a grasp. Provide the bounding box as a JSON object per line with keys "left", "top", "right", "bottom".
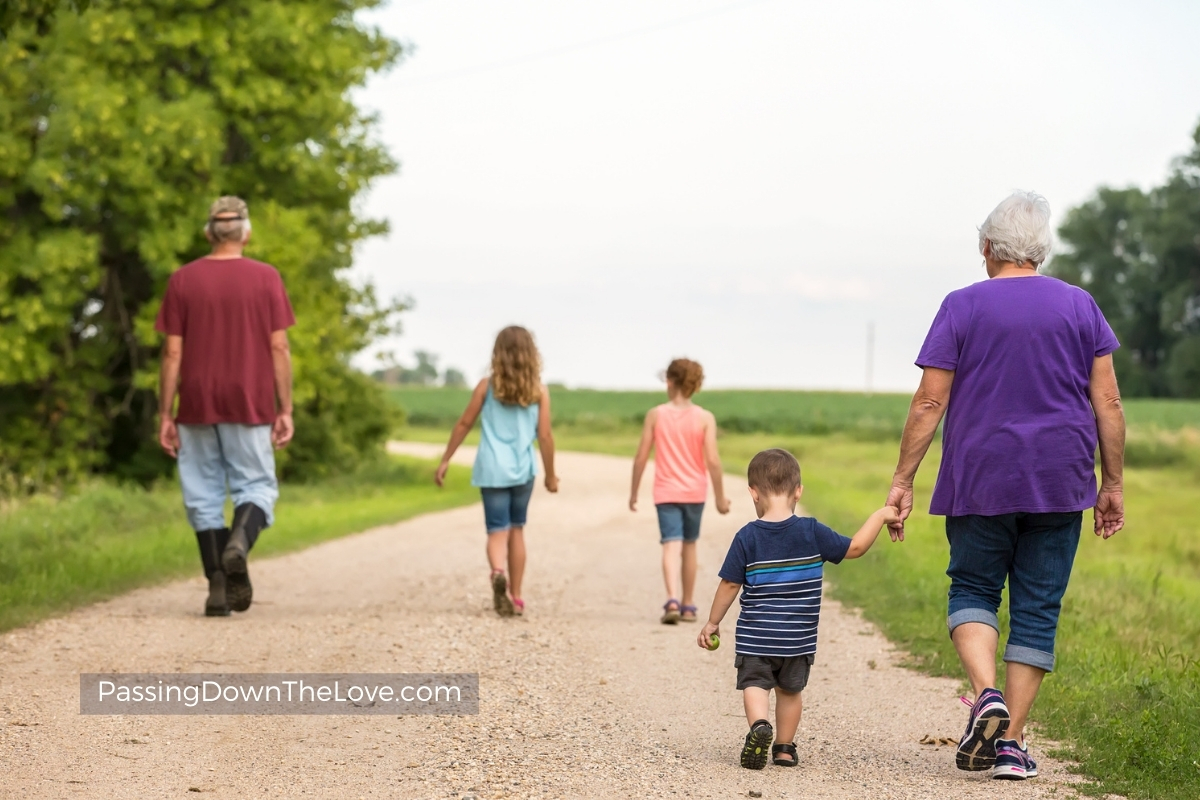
{"left": 917, "top": 275, "right": 1119, "bottom": 517}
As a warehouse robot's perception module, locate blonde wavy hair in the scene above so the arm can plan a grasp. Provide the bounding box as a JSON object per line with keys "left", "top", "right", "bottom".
{"left": 491, "top": 326, "right": 542, "bottom": 406}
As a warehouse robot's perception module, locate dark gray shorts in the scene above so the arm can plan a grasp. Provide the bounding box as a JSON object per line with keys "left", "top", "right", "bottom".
{"left": 735, "top": 654, "right": 814, "bottom": 693}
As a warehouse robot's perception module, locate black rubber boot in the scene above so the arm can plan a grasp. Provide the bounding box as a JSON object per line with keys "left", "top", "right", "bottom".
{"left": 195, "top": 529, "right": 230, "bottom": 617}
{"left": 222, "top": 504, "right": 267, "bottom": 612}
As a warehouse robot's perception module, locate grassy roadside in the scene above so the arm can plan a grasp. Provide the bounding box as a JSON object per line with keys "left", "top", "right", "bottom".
{"left": 399, "top": 420, "right": 1200, "bottom": 800}
{"left": 0, "top": 455, "right": 475, "bottom": 633}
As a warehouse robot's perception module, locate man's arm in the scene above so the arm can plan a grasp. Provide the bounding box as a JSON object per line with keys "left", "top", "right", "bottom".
{"left": 697, "top": 579, "right": 740, "bottom": 649}
{"left": 629, "top": 408, "right": 657, "bottom": 510}
{"left": 702, "top": 410, "right": 731, "bottom": 514}
{"left": 158, "top": 335, "right": 184, "bottom": 457}
{"left": 271, "top": 329, "right": 294, "bottom": 449}
{"left": 887, "top": 366, "right": 954, "bottom": 541}
{"left": 1089, "top": 354, "right": 1125, "bottom": 538}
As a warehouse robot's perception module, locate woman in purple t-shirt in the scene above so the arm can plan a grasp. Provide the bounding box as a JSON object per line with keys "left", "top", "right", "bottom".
{"left": 886, "top": 191, "right": 1126, "bottom": 782}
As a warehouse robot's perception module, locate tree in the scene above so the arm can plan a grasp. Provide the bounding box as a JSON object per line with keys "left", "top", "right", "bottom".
{"left": 1051, "top": 120, "right": 1200, "bottom": 397}
{"left": 0, "top": 0, "right": 404, "bottom": 490}
{"left": 398, "top": 350, "right": 439, "bottom": 386}
{"left": 442, "top": 367, "right": 467, "bottom": 388}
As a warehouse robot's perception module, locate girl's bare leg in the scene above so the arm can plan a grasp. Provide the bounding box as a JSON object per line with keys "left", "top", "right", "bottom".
{"left": 486, "top": 529, "right": 510, "bottom": 572}
{"left": 681, "top": 541, "right": 698, "bottom": 607}
{"left": 661, "top": 540, "right": 682, "bottom": 599}
{"left": 507, "top": 526, "right": 526, "bottom": 598}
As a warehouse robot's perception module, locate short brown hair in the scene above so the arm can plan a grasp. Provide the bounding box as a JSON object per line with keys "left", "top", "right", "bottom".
{"left": 665, "top": 358, "right": 703, "bottom": 397}
{"left": 205, "top": 195, "right": 250, "bottom": 243}
{"left": 747, "top": 448, "right": 801, "bottom": 496}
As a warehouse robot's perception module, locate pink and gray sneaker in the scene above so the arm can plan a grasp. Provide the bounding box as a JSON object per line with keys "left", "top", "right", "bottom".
{"left": 993, "top": 739, "right": 1038, "bottom": 780}
{"left": 956, "top": 689, "right": 1011, "bottom": 771}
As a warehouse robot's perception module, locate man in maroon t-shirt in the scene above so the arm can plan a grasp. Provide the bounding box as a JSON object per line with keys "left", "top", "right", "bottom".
{"left": 155, "top": 196, "right": 296, "bottom": 617}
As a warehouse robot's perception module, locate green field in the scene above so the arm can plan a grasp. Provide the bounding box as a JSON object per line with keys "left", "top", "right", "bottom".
{"left": 390, "top": 385, "right": 1200, "bottom": 439}
{"left": 393, "top": 386, "right": 1200, "bottom": 800}
{"left": 0, "top": 455, "right": 476, "bottom": 633}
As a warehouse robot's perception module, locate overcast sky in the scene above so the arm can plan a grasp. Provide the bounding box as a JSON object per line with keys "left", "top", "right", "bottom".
{"left": 351, "top": 0, "right": 1200, "bottom": 391}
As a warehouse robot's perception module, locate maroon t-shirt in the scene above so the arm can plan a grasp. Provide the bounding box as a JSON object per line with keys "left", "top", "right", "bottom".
{"left": 155, "top": 257, "right": 296, "bottom": 425}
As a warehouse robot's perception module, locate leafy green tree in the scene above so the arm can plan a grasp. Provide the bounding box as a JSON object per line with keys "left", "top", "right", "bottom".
{"left": 0, "top": 0, "right": 404, "bottom": 490}
{"left": 1051, "top": 121, "right": 1200, "bottom": 397}
{"left": 442, "top": 367, "right": 467, "bottom": 388}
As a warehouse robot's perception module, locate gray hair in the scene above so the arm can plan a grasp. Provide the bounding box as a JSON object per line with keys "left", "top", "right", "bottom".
{"left": 978, "top": 191, "right": 1052, "bottom": 267}
{"left": 205, "top": 195, "right": 252, "bottom": 244}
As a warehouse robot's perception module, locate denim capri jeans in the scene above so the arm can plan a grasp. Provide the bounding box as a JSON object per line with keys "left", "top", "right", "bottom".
{"left": 480, "top": 480, "right": 535, "bottom": 534}
{"left": 655, "top": 502, "right": 704, "bottom": 544}
{"left": 945, "top": 511, "right": 1082, "bottom": 672}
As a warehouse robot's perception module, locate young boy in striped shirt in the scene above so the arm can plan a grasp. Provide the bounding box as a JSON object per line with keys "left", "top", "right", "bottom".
{"left": 697, "top": 448, "right": 900, "bottom": 769}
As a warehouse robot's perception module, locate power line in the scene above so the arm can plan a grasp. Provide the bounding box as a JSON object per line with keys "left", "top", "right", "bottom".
{"left": 402, "top": 0, "right": 780, "bottom": 86}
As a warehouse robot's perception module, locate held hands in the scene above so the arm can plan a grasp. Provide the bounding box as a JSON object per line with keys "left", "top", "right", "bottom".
{"left": 697, "top": 621, "right": 719, "bottom": 650}
{"left": 158, "top": 417, "right": 180, "bottom": 458}
{"left": 884, "top": 481, "right": 914, "bottom": 542}
{"left": 880, "top": 505, "right": 902, "bottom": 527}
{"left": 1094, "top": 487, "right": 1124, "bottom": 539}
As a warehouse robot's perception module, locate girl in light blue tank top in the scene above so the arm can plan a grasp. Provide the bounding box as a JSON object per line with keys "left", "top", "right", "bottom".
{"left": 434, "top": 326, "right": 559, "bottom": 619}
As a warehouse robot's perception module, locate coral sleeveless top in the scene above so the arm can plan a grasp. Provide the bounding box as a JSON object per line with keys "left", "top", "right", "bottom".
{"left": 652, "top": 402, "right": 709, "bottom": 504}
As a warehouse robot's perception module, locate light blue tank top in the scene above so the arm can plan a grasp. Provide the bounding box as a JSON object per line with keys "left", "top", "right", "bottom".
{"left": 472, "top": 385, "right": 539, "bottom": 488}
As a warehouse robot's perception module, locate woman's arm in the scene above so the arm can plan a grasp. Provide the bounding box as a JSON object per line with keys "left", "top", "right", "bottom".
{"left": 1089, "top": 354, "right": 1125, "bottom": 538}
{"left": 887, "top": 367, "right": 954, "bottom": 541}
{"left": 434, "top": 379, "right": 488, "bottom": 487}
{"left": 629, "top": 408, "right": 658, "bottom": 511}
{"left": 702, "top": 410, "right": 730, "bottom": 514}
{"left": 536, "top": 384, "right": 558, "bottom": 493}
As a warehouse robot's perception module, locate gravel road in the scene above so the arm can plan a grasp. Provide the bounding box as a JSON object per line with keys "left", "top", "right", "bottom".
{"left": 0, "top": 445, "right": 1086, "bottom": 799}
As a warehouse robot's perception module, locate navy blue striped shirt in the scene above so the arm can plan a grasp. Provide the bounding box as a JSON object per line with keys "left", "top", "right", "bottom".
{"left": 718, "top": 516, "right": 851, "bottom": 658}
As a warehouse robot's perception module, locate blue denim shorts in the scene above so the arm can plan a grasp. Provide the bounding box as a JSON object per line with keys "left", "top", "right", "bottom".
{"left": 945, "top": 512, "right": 1082, "bottom": 672}
{"left": 656, "top": 502, "right": 704, "bottom": 543}
{"left": 480, "top": 480, "right": 535, "bottom": 534}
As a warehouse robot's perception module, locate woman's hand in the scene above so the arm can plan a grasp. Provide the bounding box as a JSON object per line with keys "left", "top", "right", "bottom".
{"left": 434, "top": 461, "right": 450, "bottom": 487}
{"left": 544, "top": 474, "right": 559, "bottom": 493}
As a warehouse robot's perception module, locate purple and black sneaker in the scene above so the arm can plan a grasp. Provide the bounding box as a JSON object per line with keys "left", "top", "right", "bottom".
{"left": 992, "top": 739, "right": 1038, "bottom": 780}
{"left": 955, "top": 689, "right": 1010, "bottom": 771}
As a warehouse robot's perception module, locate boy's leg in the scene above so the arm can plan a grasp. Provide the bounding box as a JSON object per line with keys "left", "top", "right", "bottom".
{"left": 773, "top": 689, "right": 803, "bottom": 750}
{"left": 743, "top": 686, "right": 771, "bottom": 727}
{"left": 507, "top": 526, "right": 526, "bottom": 598}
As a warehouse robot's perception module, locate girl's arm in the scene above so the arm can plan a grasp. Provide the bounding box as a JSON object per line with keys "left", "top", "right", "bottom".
{"left": 629, "top": 407, "right": 658, "bottom": 511}
{"left": 697, "top": 579, "right": 740, "bottom": 649}
{"left": 536, "top": 384, "right": 558, "bottom": 493}
{"left": 702, "top": 410, "right": 730, "bottom": 514}
{"left": 435, "top": 379, "right": 488, "bottom": 487}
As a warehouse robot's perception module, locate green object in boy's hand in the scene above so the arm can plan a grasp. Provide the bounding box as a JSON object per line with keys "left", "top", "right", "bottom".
{"left": 708, "top": 634, "right": 720, "bottom": 651}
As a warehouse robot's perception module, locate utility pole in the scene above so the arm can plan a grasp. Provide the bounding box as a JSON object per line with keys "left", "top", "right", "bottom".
{"left": 865, "top": 321, "right": 875, "bottom": 396}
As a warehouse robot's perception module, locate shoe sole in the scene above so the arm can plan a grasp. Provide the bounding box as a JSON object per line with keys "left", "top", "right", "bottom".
{"left": 992, "top": 765, "right": 1034, "bottom": 780}
{"left": 492, "top": 573, "right": 514, "bottom": 617}
{"left": 956, "top": 710, "right": 1010, "bottom": 771}
{"left": 740, "top": 726, "right": 773, "bottom": 770}
{"left": 222, "top": 551, "right": 253, "bottom": 613}
{"left": 661, "top": 612, "right": 680, "bottom": 625}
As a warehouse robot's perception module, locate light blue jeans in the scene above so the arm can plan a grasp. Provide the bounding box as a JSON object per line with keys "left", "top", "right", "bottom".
{"left": 178, "top": 424, "right": 279, "bottom": 532}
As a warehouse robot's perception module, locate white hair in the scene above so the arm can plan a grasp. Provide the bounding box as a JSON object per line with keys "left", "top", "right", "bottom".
{"left": 978, "top": 191, "right": 1052, "bottom": 267}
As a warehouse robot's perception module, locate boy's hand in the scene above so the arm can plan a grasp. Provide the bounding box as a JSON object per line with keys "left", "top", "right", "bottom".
{"left": 880, "top": 505, "right": 902, "bottom": 526}
{"left": 697, "top": 622, "right": 720, "bottom": 650}
{"left": 715, "top": 497, "right": 731, "bottom": 514}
